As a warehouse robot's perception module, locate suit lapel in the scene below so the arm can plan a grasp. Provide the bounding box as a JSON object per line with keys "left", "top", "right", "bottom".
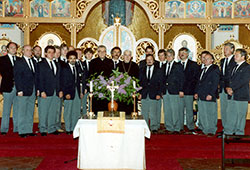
{"left": 200, "top": 65, "right": 213, "bottom": 81}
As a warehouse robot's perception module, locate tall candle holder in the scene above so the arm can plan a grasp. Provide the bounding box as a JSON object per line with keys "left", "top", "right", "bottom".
{"left": 131, "top": 92, "right": 138, "bottom": 119}
{"left": 88, "top": 92, "right": 95, "bottom": 119}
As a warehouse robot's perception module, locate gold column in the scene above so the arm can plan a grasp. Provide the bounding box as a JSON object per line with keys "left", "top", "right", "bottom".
{"left": 24, "top": 0, "right": 30, "bottom": 45}
{"left": 63, "top": 23, "right": 85, "bottom": 47}
{"left": 151, "top": 23, "right": 172, "bottom": 49}
{"left": 197, "top": 24, "right": 219, "bottom": 50}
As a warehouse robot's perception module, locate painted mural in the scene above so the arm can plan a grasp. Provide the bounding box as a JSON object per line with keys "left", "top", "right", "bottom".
{"left": 0, "top": 0, "right": 3, "bottom": 17}
{"left": 51, "top": 0, "right": 70, "bottom": 17}
{"left": 186, "top": 0, "right": 206, "bottom": 18}
{"left": 5, "top": 0, "right": 23, "bottom": 17}
{"left": 234, "top": 0, "right": 250, "bottom": 18}
{"left": 165, "top": 0, "right": 185, "bottom": 18}
{"left": 30, "top": 0, "right": 49, "bottom": 17}
{"left": 213, "top": 1, "right": 232, "bottom": 18}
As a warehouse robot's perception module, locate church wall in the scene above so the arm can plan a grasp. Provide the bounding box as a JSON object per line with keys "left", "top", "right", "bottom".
{"left": 239, "top": 25, "right": 250, "bottom": 47}
{"left": 30, "top": 24, "right": 71, "bottom": 47}
{"left": 0, "top": 25, "right": 24, "bottom": 46}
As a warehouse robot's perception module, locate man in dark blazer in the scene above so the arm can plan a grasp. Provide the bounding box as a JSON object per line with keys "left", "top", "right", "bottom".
{"left": 111, "top": 46, "right": 122, "bottom": 70}
{"left": 14, "top": 45, "right": 37, "bottom": 138}
{"left": 224, "top": 49, "right": 250, "bottom": 135}
{"left": 219, "top": 43, "right": 236, "bottom": 130}
{"left": 0, "top": 42, "right": 19, "bottom": 135}
{"left": 82, "top": 48, "right": 93, "bottom": 79}
{"left": 139, "top": 54, "right": 163, "bottom": 132}
{"left": 178, "top": 47, "right": 200, "bottom": 132}
{"left": 162, "top": 49, "right": 185, "bottom": 134}
{"left": 37, "top": 46, "right": 63, "bottom": 136}
{"left": 61, "top": 51, "right": 86, "bottom": 134}
{"left": 89, "top": 45, "right": 113, "bottom": 113}
{"left": 194, "top": 52, "right": 220, "bottom": 136}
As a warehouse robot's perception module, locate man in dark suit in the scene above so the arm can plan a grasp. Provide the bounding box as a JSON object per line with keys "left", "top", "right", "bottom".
{"left": 139, "top": 54, "right": 163, "bottom": 132}
{"left": 219, "top": 43, "right": 236, "bottom": 130}
{"left": 224, "top": 49, "right": 250, "bottom": 135}
{"left": 178, "top": 47, "right": 200, "bottom": 132}
{"left": 37, "top": 46, "right": 63, "bottom": 136}
{"left": 61, "top": 51, "right": 86, "bottom": 134}
{"left": 0, "top": 42, "right": 19, "bottom": 135}
{"left": 32, "top": 45, "right": 42, "bottom": 63}
{"left": 162, "top": 49, "right": 185, "bottom": 134}
{"left": 194, "top": 52, "right": 220, "bottom": 136}
{"left": 82, "top": 48, "right": 93, "bottom": 79}
{"left": 89, "top": 45, "right": 113, "bottom": 113}
{"left": 111, "top": 46, "right": 122, "bottom": 70}
{"left": 14, "top": 45, "right": 37, "bottom": 138}
{"left": 155, "top": 49, "right": 166, "bottom": 130}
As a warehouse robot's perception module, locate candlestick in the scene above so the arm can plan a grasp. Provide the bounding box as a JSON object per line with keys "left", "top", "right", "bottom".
{"left": 131, "top": 92, "right": 138, "bottom": 119}
{"left": 90, "top": 81, "right": 93, "bottom": 93}
{"left": 133, "top": 81, "right": 136, "bottom": 89}
{"left": 88, "top": 92, "right": 95, "bottom": 119}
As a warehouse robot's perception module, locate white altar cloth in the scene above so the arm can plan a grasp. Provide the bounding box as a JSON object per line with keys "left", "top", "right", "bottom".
{"left": 73, "top": 119, "right": 151, "bottom": 170}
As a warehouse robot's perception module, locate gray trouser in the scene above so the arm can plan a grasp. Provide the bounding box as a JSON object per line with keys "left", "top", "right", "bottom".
{"left": 156, "top": 99, "right": 163, "bottom": 129}
{"left": 219, "top": 91, "right": 228, "bottom": 128}
{"left": 163, "top": 92, "right": 181, "bottom": 132}
{"left": 141, "top": 97, "right": 158, "bottom": 131}
{"left": 224, "top": 98, "right": 248, "bottom": 135}
{"left": 39, "top": 92, "right": 60, "bottom": 133}
{"left": 180, "top": 95, "right": 195, "bottom": 130}
{"left": 64, "top": 89, "right": 81, "bottom": 132}
{"left": 1, "top": 87, "right": 18, "bottom": 133}
{"left": 55, "top": 98, "right": 63, "bottom": 130}
{"left": 17, "top": 90, "right": 36, "bottom": 135}
{"left": 197, "top": 100, "right": 217, "bottom": 135}
{"left": 37, "top": 97, "right": 41, "bottom": 129}
{"left": 82, "top": 92, "right": 88, "bottom": 116}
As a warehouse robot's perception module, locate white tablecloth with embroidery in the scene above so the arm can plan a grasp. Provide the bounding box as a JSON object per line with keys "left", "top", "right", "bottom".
{"left": 73, "top": 119, "right": 151, "bottom": 170}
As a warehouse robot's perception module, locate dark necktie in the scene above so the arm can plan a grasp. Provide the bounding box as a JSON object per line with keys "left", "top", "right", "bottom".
{"left": 224, "top": 58, "right": 228, "bottom": 75}
{"left": 232, "top": 64, "right": 238, "bottom": 76}
{"left": 181, "top": 62, "right": 185, "bottom": 70}
{"left": 200, "top": 67, "right": 207, "bottom": 80}
{"left": 12, "top": 56, "right": 16, "bottom": 66}
{"left": 147, "top": 66, "right": 151, "bottom": 80}
{"left": 166, "top": 63, "right": 171, "bottom": 76}
{"left": 73, "top": 66, "right": 77, "bottom": 82}
{"left": 50, "top": 61, "right": 55, "bottom": 75}
{"left": 28, "top": 59, "right": 34, "bottom": 72}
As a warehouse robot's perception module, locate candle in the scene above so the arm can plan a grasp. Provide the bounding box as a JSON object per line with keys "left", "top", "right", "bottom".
{"left": 90, "top": 81, "right": 93, "bottom": 92}
{"left": 133, "top": 81, "right": 136, "bottom": 89}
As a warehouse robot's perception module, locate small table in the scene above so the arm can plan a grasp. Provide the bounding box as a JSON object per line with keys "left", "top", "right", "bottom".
{"left": 73, "top": 119, "right": 150, "bottom": 170}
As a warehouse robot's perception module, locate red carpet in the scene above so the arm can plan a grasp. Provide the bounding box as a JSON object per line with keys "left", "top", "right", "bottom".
{"left": 0, "top": 120, "right": 250, "bottom": 170}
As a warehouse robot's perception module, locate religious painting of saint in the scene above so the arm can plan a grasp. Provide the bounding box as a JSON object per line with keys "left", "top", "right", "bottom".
{"left": 51, "top": 0, "right": 70, "bottom": 17}
{"left": 36, "top": 33, "right": 63, "bottom": 57}
{"left": 218, "top": 25, "right": 234, "bottom": 31}
{"left": 212, "top": 0, "right": 232, "bottom": 18}
{"left": 5, "top": 0, "right": 23, "bottom": 17}
{"left": 186, "top": 0, "right": 206, "bottom": 18}
{"left": 101, "top": 29, "right": 114, "bottom": 56}
{"left": 165, "top": 0, "right": 185, "bottom": 18}
{"left": 0, "top": 1, "right": 3, "bottom": 17}
{"left": 30, "top": 0, "right": 49, "bottom": 17}
{"left": 234, "top": 0, "right": 250, "bottom": 18}
{"left": 173, "top": 34, "right": 197, "bottom": 61}
{"left": 0, "top": 24, "right": 15, "bottom": 29}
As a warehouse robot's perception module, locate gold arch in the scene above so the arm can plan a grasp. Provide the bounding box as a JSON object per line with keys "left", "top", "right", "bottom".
{"left": 78, "top": 0, "right": 159, "bottom": 24}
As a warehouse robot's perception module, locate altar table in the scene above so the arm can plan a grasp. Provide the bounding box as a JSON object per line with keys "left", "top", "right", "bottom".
{"left": 73, "top": 119, "right": 151, "bottom": 170}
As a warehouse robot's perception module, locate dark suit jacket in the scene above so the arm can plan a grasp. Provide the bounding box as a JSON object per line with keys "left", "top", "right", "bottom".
{"left": 14, "top": 57, "right": 37, "bottom": 96}
{"left": 118, "top": 61, "right": 139, "bottom": 79}
{"left": 61, "top": 64, "right": 86, "bottom": 100}
{"left": 195, "top": 64, "right": 220, "bottom": 102}
{"left": 89, "top": 57, "right": 113, "bottom": 77}
{"left": 0, "top": 55, "right": 17, "bottom": 92}
{"left": 37, "top": 59, "right": 61, "bottom": 97}
{"left": 219, "top": 57, "right": 236, "bottom": 93}
{"left": 139, "top": 65, "right": 163, "bottom": 100}
{"left": 139, "top": 59, "right": 159, "bottom": 71}
{"left": 182, "top": 60, "right": 200, "bottom": 95}
{"left": 162, "top": 62, "right": 185, "bottom": 95}
{"left": 82, "top": 60, "right": 91, "bottom": 79}
{"left": 228, "top": 62, "right": 250, "bottom": 101}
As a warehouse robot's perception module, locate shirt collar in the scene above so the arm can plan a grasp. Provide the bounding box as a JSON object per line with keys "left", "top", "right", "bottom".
{"left": 236, "top": 61, "right": 245, "bottom": 67}
{"left": 204, "top": 64, "right": 212, "bottom": 70}
{"left": 227, "top": 55, "right": 234, "bottom": 63}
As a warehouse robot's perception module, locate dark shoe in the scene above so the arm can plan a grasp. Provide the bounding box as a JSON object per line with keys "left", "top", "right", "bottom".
{"left": 50, "top": 131, "right": 60, "bottom": 135}
{"left": 19, "top": 134, "right": 27, "bottom": 138}
{"left": 207, "top": 133, "right": 215, "bottom": 137}
{"left": 173, "top": 131, "right": 180, "bottom": 135}
{"left": 217, "top": 135, "right": 222, "bottom": 138}
{"left": 66, "top": 131, "right": 71, "bottom": 135}
{"left": 1, "top": 132, "right": 7, "bottom": 135}
{"left": 217, "top": 131, "right": 223, "bottom": 135}
{"left": 41, "top": 133, "right": 47, "bottom": 136}
{"left": 27, "top": 133, "right": 37, "bottom": 137}
{"left": 152, "top": 130, "right": 158, "bottom": 134}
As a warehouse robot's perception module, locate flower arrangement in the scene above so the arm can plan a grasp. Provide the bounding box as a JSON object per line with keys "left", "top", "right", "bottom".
{"left": 88, "top": 69, "right": 142, "bottom": 105}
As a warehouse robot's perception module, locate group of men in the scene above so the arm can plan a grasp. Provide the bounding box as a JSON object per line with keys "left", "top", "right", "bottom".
{"left": 0, "top": 42, "right": 249, "bottom": 138}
